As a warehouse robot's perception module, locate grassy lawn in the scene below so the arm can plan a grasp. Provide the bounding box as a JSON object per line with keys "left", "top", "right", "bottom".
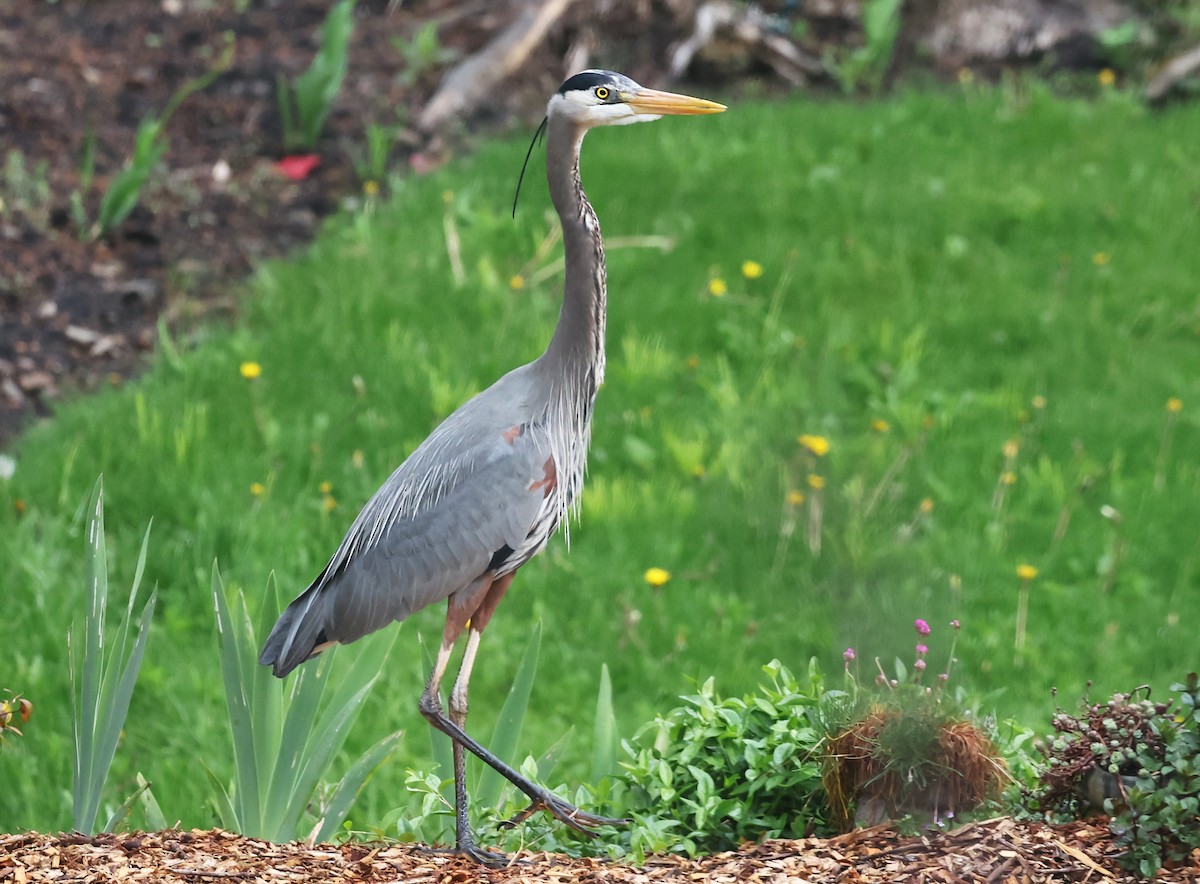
{"left": 3, "top": 83, "right": 1198, "bottom": 834}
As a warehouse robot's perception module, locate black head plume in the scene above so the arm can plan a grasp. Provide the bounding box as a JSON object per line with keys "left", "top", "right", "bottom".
{"left": 512, "top": 116, "right": 548, "bottom": 219}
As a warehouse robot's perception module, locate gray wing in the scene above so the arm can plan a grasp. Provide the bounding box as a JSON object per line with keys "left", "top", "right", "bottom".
{"left": 260, "top": 374, "right": 557, "bottom": 676}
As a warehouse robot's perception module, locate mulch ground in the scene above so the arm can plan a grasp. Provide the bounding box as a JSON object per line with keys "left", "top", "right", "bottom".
{"left": 4, "top": 819, "right": 1199, "bottom": 883}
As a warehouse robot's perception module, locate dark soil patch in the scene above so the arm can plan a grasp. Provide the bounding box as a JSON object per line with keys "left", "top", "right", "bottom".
{"left": 1, "top": 0, "right": 760, "bottom": 449}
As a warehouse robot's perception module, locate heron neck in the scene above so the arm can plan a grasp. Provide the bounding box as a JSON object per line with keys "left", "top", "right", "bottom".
{"left": 542, "top": 114, "right": 606, "bottom": 392}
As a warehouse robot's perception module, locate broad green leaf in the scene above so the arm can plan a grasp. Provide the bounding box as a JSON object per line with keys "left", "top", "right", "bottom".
{"left": 476, "top": 622, "right": 540, "bottom": 810}
{"left": 590, "top": 663, "right": 617, "bottom": 783}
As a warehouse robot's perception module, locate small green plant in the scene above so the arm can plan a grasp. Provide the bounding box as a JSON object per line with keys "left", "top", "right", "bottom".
{"left": 391, "top": 21, "right": 457, "bottom": 87}
{"left": 209, "top": 565, "right": 401, "bottom": 843}
{"left": 69, "top": 478, "right": 157, "bottom": 834}
{"left": 355, "top": 123, "right": 397, "bottom": 189}
{"left": 1031, "top": 674, "right": 1200, "bottom": 878}
{"left": 825, "top": 620, "right": 1008, "bottom": 829}
{"left": 827, "top": 0, "right": 903, "bottom": 95}
{"left": 277, "top": 0, "right": 355, "bottom": 152}
{"left": 619, "top": 659, "right": 832, "bottom": 855}
{"left": 0, "top": 150, "right": 52, "bottom": 227}
{"left": 91, "top": 33, "right": 233, "bottom": 239}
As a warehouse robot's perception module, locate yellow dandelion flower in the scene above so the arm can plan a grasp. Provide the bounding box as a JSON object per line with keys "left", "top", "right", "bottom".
{"left": 919, "top": 497, "right": 934, "bottom": 514}
{"left": 871, "top": 419, "right": 891, "bottom": 434}
{"left": 708, "top": 278, "right": 728, "bottom": 297}
{"left": 352, "top": 449, "right": 365, "bottom": 468}
{"left": 807, "top": 474, "right": 826, "bottom": 490}
{"left": 318, "top": 481, "right": 333, "bottom": 494}
{"left": 363, "top": 179, "right": 380, "bottom": 197}
{"left": 1003, "top": 439, "right": 1020, "bottom": 459}
{"left": 957, "top": 68, "right": 974, "bottom": 84}
{"left": 1017, "top": 564, "right": 1039, "bottom": 581}
{"left": 1092, "top": 251, "right": 1111, "bottom": 266}
{"left": 786, "top": 489, "right": 806, "bottom": 506}
{"left": 1001, "top": 470, "right": 1017, "bottom": 485}
{"left": 1032, "top": 395, "right": 1047, "bottom": 409}
{"left": 323, "top": 495, "right": 338, "bottom": 513}
{"left": 250, "top": 482, "right": 265, "bottom": 497}
{"left": 797, "top": 434, "right": 830, "bottom": 457}
{"left": 1098, "top": 68, "right": 1116, "bottom": 87}
{"left": 643, "top": 567, "right": 671, "bottom": 588}
{"left": 509, "top": 274, "right": 525, "bottom": 290}
{"left": 741, "top": 260, "right": 763, "bottom": 280}
{"left": 240, "top": 361, "right": 262, "bottom": 380}
{"left": 1167, "top": 397, "right": 1183, "bottom": 414}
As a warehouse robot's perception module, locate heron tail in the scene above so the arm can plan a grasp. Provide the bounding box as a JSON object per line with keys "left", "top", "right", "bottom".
{"left": 258, "top": 582, "right": 333, "bottom": 678}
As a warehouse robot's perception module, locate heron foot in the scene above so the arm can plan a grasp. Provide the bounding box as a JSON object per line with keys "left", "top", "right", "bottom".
{"left": 419, "top": 842, "right": 520, "bottom": 867}
{"left": 499, "top": 790, "right": 628, "bottom": 836}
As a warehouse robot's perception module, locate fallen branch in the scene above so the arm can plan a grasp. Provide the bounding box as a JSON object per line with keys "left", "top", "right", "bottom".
{"left": 1145, "top": 41, "right": 1200, "bottom": 103}
{"left": 418, "top": 0, "right": 577, "bottom": 133}
{"left": 670, "top": 0, "right": 827, "bottom": 85}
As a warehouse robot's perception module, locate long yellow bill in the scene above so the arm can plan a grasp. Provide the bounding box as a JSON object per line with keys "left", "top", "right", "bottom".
{"left": 625, "top": 87, "right": 727, "bottom": 116}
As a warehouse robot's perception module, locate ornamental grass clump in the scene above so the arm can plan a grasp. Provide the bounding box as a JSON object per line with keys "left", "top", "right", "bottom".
{"left": 823, "top": 619, "right": 1008, "bottom": 829}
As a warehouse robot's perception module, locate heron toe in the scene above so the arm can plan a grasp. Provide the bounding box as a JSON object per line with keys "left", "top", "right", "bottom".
{"left": 499, "top": 789, "right": 628, "bottom": 835}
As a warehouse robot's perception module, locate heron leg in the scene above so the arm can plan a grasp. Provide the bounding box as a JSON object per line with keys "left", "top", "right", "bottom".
{"left": 418, "top": 573, "right": 625, "bottom": 845}
{"left": 416, "top": 579, "right": 509, "bottom": 864}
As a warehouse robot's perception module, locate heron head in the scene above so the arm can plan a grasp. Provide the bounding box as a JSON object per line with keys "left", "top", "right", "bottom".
{"left": 548, "top": 70, "right": 726, "bottom": 128}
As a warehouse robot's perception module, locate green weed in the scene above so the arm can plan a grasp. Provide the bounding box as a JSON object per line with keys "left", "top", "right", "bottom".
{"left": 277, "top": 0, "right": 355, "bottom": 152}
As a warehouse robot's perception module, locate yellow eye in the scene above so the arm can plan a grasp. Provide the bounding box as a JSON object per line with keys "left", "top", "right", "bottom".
{"left": 595, "top": 86, "right": 610, "bottom": 100}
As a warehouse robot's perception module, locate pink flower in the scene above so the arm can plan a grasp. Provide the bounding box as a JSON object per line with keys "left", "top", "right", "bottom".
{"left": 914, "top": 659, "right": 927, "bottom": 671}
{"left": 939, "top": 673, "right": 950, "bottom": 682}
{"left": 950, "top": 619, "right": 961, "bottom": 630}
{"left": 843, "top": 647, "right": 856, "bottom": 662}
{"left": 274, "top": 154, "right": 320, "bottom": 181}
{"left": 916, "top": 644, "right": 928, "bottom": 656}
{"left": 914, "top": 618, "right": 931, "bottom": 636}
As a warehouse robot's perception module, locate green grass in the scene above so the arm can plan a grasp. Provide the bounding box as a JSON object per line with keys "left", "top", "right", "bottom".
{"left": 3, "top": 83, "right": 1199, "bottom": 836}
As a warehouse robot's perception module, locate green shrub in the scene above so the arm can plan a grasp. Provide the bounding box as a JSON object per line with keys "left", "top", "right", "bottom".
{"left": 618, "top": 659, "right": 835, "bottom": 854}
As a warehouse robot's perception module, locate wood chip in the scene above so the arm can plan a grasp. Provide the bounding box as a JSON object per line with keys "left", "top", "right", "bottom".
{"left": 0, "top": 819, "right": 1193, "bottom": 883}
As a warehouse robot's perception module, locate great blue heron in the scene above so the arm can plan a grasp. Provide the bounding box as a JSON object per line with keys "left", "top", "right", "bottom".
{"left": 259, "top": 70, "right": 725, "bottom": 862}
